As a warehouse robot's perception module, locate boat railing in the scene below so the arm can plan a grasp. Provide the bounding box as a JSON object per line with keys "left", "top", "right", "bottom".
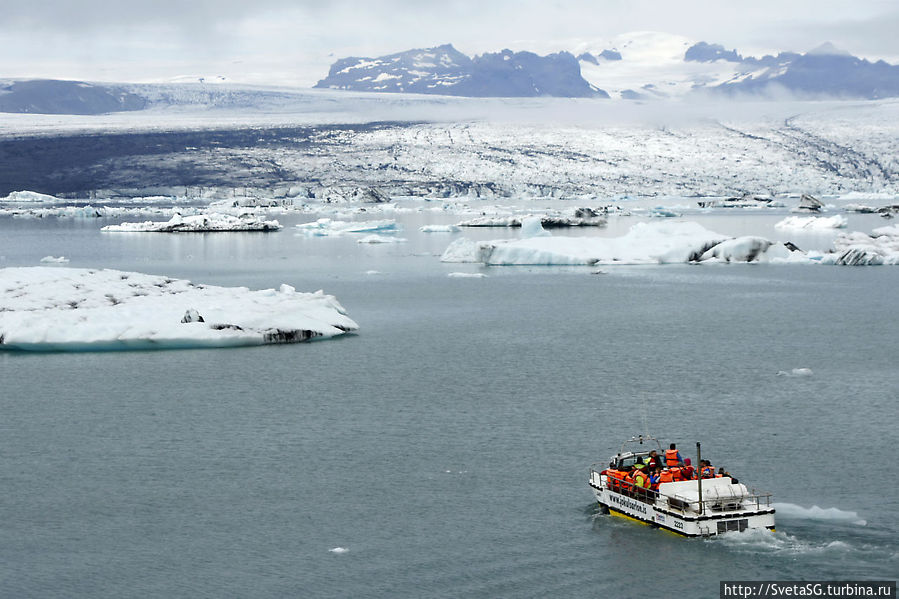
{"left": 666, "top": 488, "right": 774, "bottom": 515}
{"left": 592, "top": 466, "right": 774, "bottom": 515}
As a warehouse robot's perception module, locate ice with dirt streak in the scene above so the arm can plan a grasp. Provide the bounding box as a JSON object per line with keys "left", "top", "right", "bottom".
{"left": 0, "top": 267, "right": 357, "bottom": 351}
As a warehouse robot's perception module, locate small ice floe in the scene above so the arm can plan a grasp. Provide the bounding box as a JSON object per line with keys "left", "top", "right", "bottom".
{"left": 329, "top": 547, "right": 349, "bottom": 554}
{"left": 457, "top": 209, "right": 606, "bottom": 228}
{"left": 0, "top": 267, "right": 357, "bottom": 352}
{"left": 447, "top": 272, "right": 487, "bottom": 278}
{"left": 365, "top": 270, "right": 383, "bottom": 275}
{"left": 295, "top": 218, "right": 398, "bottom": 237}
{"left": 819, "top": 225, "right": 899, "bottom": 265}
{"left": 356, "top": 234, "right": 406, "bottom": 244}
{"left": 698, "top": 193, "right": 775, "bottom": 209}
{"left": 102, "top": 213, "right": 282, "bottom": 232}
{"left": 775, "top": 215, "right": 847, "bottom": 230}
{"left": 777, "top": 368, "right": 813, "bottom": 377}
{"left": 420, "top": 224, "right": 460, "bottom": 233}
{"left": 40, "top": 256, "right": 69, "bottom": 264}
{"left": 520, "top": 216, "right": 551, "bottom": 238}
{"left": 792, "top": 193, "right": 824, "bottom": 213}
{"left": 649, "top": 207, "right": 682, "bottom": 218}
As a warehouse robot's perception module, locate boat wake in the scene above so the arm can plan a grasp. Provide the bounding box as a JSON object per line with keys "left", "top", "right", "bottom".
{"left": 773, "top": 503, "right": 866, "bottom": 526}
{"left": 710, "top": 528, "right": 861, "bottom": 556}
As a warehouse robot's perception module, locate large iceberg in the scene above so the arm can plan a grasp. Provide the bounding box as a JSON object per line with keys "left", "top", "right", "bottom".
{"left": 0, "top": 268, "right": 357, "bottom": 351}
{"left": 441, "top": 221, "right": 795, "bottom": 265}
{"left": 101, "top": 213, "right": 282, "bottom": 232}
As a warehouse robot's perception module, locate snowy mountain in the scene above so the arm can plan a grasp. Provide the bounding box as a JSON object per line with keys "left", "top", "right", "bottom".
{"left": 315, "top": 33, "right": 899, "bottom": 101}
{"left": 575, "top": 33, "right": 899, "bottom": 100}
{"left": 314, "top": 44, "right": 606, "bottom": 98}
{"left": 699, "top": 43, "right": 899, "bottom": 99}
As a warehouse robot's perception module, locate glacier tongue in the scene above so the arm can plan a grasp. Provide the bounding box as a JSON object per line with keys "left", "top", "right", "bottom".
{"left": 0, "top": 268, "right": 358, "bottom": 352}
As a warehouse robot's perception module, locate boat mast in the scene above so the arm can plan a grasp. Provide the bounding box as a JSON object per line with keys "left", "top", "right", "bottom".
{"left": 696, "top": 442, "right": 703, "bottom": 515}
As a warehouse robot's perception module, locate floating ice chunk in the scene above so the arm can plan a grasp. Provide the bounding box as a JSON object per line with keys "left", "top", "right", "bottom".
{"left": 365, "top": 270, "right": 382, "bottom": 275}
{"left": 444, "top": 222, "right": 804, "bottom": 266}
{"left": 650, "top": 207, "right": 682, "bottom": 218}
{"left": 447, "top": 272, "right": 488, "bottom": 278}
{"left": 820, "top": 228, "right": 899, "bottom": 265}
{"left": 775, "top": 216, "right": 847, "bottom": 230}
{"left": 0, "top": 267, "right": 358, "bottom": 352}
{"left": 356, "top": 234, "right": 406, "bottom": 244}
{"left": 2, "top": 190, "right": 60, "bottom": 204}
{"left": 520, "top": 216, "right": 550, "bottom": 238}
{"left": 295, "top": 218, "right": 398, "bottom": 236}
{"left": 329, "top": 547, "right": 349, "bottom": 554}
{"left": 102, "top": 213, "right": 282, "bottom": 232}
{"left": 699, "top": 237, "right": 776, "bottom": 263}
{"left": 40, "top": 256, "right": 69, "bottom": 264}
{"left": 441, "top": 238, "right": 495, "bottom": 263}
{"left": 777, "top": 368, "right": 813, "bottom": 377}
{"left": 420, "top": 224, "right": 460, "bottom": 233}
{"left": 457, "top": 213, "right": 606, "bottom": 228}
{"left": 773, "top": 503, "right": 866, "bottom": 526}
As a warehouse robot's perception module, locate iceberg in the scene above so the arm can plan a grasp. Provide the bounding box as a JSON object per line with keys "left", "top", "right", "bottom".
{"left": 420, "top": 224, "right": 461, "bottom": 233}
{"left": 442, "top": 221, "right": 795, "bottom": 265}
{"left": 295, "top": 218, "right": 399, "bottom": 236}
{"left": 356, "top": 234, "right": 406, "bottom": 244}
{"left": 819, "top": 227, "right": 899, "bottom": 265}
{"left": 0, "top": 267, "right": 358, "bottom": 351}
{"left": 40, "top": 256, "right": 70, "bottom": 264}
{"left": 1, "top": 190, "right": 60, "bottom": 204}
{"left": 774, "top": 215, "right": 848, "bottom": 230}
{"left": 457, "top": 214, "right": 607, "bottom": 228}
{"left": 102, "top": 213, "right": 282, "bottom": 232}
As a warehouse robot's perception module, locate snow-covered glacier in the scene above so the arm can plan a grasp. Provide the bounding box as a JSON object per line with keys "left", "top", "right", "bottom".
{"left": 0, "top": 268, "right": 358, "bottom": 351}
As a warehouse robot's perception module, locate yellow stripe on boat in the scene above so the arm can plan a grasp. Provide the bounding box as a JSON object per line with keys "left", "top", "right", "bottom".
{"left": 608, "top": 508, "right": 650, "bottom": 526}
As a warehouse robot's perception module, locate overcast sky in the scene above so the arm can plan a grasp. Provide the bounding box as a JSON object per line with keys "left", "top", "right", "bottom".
{"left": 2, "top": 0, "right": 898, "bottom": 86}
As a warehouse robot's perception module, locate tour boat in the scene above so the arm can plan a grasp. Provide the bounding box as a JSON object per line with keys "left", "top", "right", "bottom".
{"left": 589, "top": 436, "right": 775, "bottom": 536}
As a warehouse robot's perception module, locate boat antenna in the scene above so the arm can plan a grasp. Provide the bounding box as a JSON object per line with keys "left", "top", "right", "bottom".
{"left": 640, "top": 394, "right": 651, "bottom": 439}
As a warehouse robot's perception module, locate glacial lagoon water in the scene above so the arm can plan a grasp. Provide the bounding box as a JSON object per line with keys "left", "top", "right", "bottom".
{"left": 1, "top": 207, "right": 898, "bottom": 597}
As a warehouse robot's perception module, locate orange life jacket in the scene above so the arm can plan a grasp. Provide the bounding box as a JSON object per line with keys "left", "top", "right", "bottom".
{"left": 665, "top": 449, "right": 680, "bottom": 467}
{"left": 626, "top": 467, "right": 646, "bottom": 488}
{"left": 659, "top": 469, "right": 675, "bottom": 484}
{"left": 701, "top": 466, "right": 715, "bottom": 478}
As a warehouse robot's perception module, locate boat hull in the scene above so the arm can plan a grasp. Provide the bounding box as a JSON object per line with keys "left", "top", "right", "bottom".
{"left": 590, "top": 483, "right": 776, "bottom": 537}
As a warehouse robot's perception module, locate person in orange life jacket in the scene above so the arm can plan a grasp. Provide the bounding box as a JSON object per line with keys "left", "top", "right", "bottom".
{"left": 649, "top": 467, "right": 662, "bottom": 489}
{"left": 658, "top": 467, "right": 675, "bottom": 484}
{"left": 665, "top": 443, "right": 684, "bottom": 468}
{"left": 700, "top": 460, "right": 716, "bottom": 478}
{"left": 628, "top": 460, "right": 650, "bottom": 489}
{"left": 680, "top": 458, "right": 695, "bottom": 480}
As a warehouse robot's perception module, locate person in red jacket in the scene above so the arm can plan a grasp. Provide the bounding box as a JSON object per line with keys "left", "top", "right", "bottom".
{"left": 680, "top": 458, "right": 696, "bottom": 480}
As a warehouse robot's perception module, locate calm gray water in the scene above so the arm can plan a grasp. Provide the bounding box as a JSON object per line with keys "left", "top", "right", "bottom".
{"left": 1, "top": 209, "right": 898, "bottom": 598}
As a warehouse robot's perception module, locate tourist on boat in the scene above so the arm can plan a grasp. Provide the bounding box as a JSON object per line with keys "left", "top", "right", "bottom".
{"left": 658, "top": 467, "right": 675, "bottom": 484}
{"left": 680, "top": 458, "right": 696, "bottom": 480}
{"left": 665, "top": 443, "right": 684, "bottom": 467}
{"left": 646, "top": 450, "right": 664, "bottom": 470}
{"left": 649, "top": 467, "right": 662, "bottom": 489}
{"left": 700, "top": 460, "right": 716, "bottom": 478}
{"left": 718, "top": 467, "right": 739, "bottom": 484}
